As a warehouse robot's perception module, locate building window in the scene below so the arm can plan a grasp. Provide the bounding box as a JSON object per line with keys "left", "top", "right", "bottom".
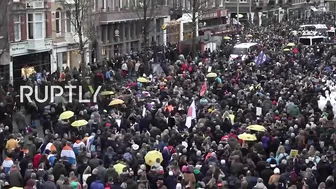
{"left": 35, "top": 13, "right": 43, "bottom": 39}
{"left": 14, "top": 15, "right": 21, "bottom": 41}
{"left": 225, "top": 0, "right": 229, "bottom": 2}
{"left": 65, "top": 11, "right": 71, "bottom": 33}
{"left": 56, "top": 9, "right": 62, "bottom": 34}
{"left": 239, "top": 0, "right": 247, "bottom": 2}
{"left": 27, "top": 13, "right": 44, "bottom": 40}
{"left": 101, "top": 0, "right": 105, "bottom": 9}
{"left": 28, "top": 14, "right": 34, "bottom": 39}
{"left": 62, "top": 52, "right": 68, "bottom": 65}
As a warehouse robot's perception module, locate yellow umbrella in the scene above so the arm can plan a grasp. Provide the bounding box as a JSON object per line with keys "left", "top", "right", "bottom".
{"left": 247, "top": 124, "right": 266, "bottom": 132}
{"left": 287, "top": 42, "right": 295, "bottom": 47}
{"left": 283, "top": 48, "right": 290, "bottom": 52}
{"left": 137, "top": 77, "right": 149, "bottom": 83}
{"left": 59, "top": 111, "right": 74, "bottom": 120}
{"left": 246, "top": 34, "right": 253, "bottom": 37}
{"left": 206, "top": 72, "right": 217, "bottom": 78}
{"left": 223, "top": 36, "right": 231, "bottom": 40}
{"left": 113, "top": 163, "right": 127, "bottom": 174}
{"left": 100, "top": 91, "right": 115, "bottom": 96}
{"left": 238, "top": 133, "right": 257, "bottom": 141}
{"left": 10, "top": 188, "right": 23, "bottom": 189}
{"left": 71, "top": 120, "right": 88, "bottom": 127}
{"left": 109, "top": 99, "right": 124, "bottom": 106}
{"left": 145, "top": 150, "right": 163, "bottom": 166}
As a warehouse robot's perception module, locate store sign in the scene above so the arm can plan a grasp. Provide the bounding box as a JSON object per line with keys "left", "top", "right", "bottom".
{"left": 10, "top": 42, "right": 28, "bottom": 56}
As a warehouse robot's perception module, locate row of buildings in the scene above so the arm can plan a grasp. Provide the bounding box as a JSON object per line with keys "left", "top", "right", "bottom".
{"left": 0, "top": 0, "right": 332, "bottom": 84}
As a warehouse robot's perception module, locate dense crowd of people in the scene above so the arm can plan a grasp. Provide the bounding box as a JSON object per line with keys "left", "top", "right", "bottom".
{"left": 1, "top": 11, "right": 336, "bottom": 189}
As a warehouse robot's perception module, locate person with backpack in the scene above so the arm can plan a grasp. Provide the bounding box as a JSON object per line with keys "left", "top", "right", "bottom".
{"left": 278, "top": 167, "right": 292, "bottom": 189}
{"left": 276, "top": 146, "right": 288, "bottom": 164}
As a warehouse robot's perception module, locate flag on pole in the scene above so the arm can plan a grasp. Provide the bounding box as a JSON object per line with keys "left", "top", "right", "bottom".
{"left": 199, "top": 81, "right": 207, "bottom": 97}
{"left": 185, "top": 100, "right": 197, "bottom": 128}
{"left": 255, "top": 51, "right": 267, "bottom": 65}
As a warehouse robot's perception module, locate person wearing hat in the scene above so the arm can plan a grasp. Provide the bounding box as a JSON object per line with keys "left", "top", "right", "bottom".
{"left": 260, "top": 163, "right": 274, "bottom": 188}
{"left": 86, "top": 168, "right": 98, "bottom": 188}
{"left": 268, "top": 168, "right": 281, "bottom": 188}
{"left": 164, "top": 171, "right": 177, "bottom": 189}
{"left": 254, "top": 178, "right": 267, "bottom": 189}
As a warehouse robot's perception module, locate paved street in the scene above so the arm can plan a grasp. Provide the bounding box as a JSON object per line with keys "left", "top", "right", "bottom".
{"left": 12, "top": 112, "right": 44, "bottom": 139}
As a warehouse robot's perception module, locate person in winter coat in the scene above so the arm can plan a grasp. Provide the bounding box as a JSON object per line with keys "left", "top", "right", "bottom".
{"left": 164, "top": 171, "right": 177, "bottom": 189}
{"left": 23, "top": 179, "right": 35, "bottom": 189}
{"left": 8, "top": 165, "right": 23, "bottom": 187}
{"left": 13, "top": 110, "right": 27, "bottom": 134}
{"left": 183, "top": 167, "right": 196, "bottom": 189}
{"left": 260, "top": 164, "right": 274, "bottom": 188}
{"left": 157, "top": 180, "right": 168, "bottom": 189}
{"left": 24, "top": 163, "right": 35, "bottom": 185}
{"left": 42, "top": 174, "right": 57, "bottom": 189}
{"left": 23, "top": 136, "right": 37, "bottom": 159}
{"left": 56, "top": 175, "right": 65, "bottom": 188}
{"left": 86, "top": 169, "right": 98, "bottom": 188}
{"left": 253, "top": 178, "right": 267, "bottom": 189}
{"left": 268, "top": 168, "right": 281, "bottom": 189}
{"left": 90, "top": 176, "right": 104, "bottom": 189}
{"left": 60, "top": 177, "right": 73, "bottom": 189}
{"left": 53, "top": 160, "right": 68, "bottom": 181}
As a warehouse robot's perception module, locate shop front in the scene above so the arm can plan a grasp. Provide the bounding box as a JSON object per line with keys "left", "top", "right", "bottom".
{"left": 10, "top": 40, "right": 52, "bottom": 88}
{"left": 52, "top": 43, "right": 81, "bottom": 72}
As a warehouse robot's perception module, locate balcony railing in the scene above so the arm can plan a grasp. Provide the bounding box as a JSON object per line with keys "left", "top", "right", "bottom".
{"left": 27, "top": 38, "right": 52, "bottom": 51}
{"left": 26, "top": 0, "right": 44, "bottom": 9}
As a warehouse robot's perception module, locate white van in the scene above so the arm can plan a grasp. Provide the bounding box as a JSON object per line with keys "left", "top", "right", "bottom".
{"left": 299, "top": 36, "right": 325, "bottom": 46}
{"left": 299, "top": 24, "right": 328, "bottom": 32}
{"left": 229, "top": 43, "right": 258, "bottom": 61}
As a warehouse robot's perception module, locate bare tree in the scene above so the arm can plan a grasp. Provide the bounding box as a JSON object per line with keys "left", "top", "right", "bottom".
{"left": 134, "top": 0, "right": 161, "bottom": 74}
{"left": 0, "top": 0, "right": 10, "bottom": 65}
{"left": 59, "top": 0, "right": 96, "bottom": 73}
{"left": 185, "top": 0, "right": 215, "bottom": 57}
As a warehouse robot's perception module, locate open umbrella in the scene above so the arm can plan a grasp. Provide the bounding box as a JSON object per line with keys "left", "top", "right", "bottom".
{"left": 59, "top": 111, "right": 74, "bottom": 120}
{"left": 71, "top": 120, "right": 88, "bottom": 127}
{"left": 109, "top": 99, "right": 124, "bottom": 106}
{"left": 100, "top": 91, "right": 115, "bottom": 96}
{"left": 223, "top": 36, "right": 231, "bottom": 40}
{"left": 238, "top": 133, "right": 257, "bottom": 141}
{"left": 206, "top": 72, "right": 217, "bottom": 78}
{"left": 145, "top": 150, "right": 163, "bottom": 166}
{"left": 113, "top": 163, "right": 127, "bottom": 174}
{"left": 247, "top": 124, "right": 266, "bottom": 132}
{"left": 287, "top": 42, "right": 295, "bottom": 47}
{"left": 246, "top": 34, "right": 253, "bottom": 37}
{"left": 283, "top": 48, "right": 290, "bottom": 52}
{"left": 10, "top": 187, "right": 23, "bottom": 189}
{"left": 137, "top": 77, "right": 149, "bottom": 83}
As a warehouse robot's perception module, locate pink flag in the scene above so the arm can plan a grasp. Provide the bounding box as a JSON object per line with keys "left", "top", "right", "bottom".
{"left": 199, "top": 81, "right": 207, "bottom": 97}
{"left": 185, "top": 100, "right": 197, "bottom": 128}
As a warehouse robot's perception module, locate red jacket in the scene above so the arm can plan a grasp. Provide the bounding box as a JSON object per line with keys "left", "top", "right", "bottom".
{"left": 33, "top": 153, "right": 42, "bottom": 168}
